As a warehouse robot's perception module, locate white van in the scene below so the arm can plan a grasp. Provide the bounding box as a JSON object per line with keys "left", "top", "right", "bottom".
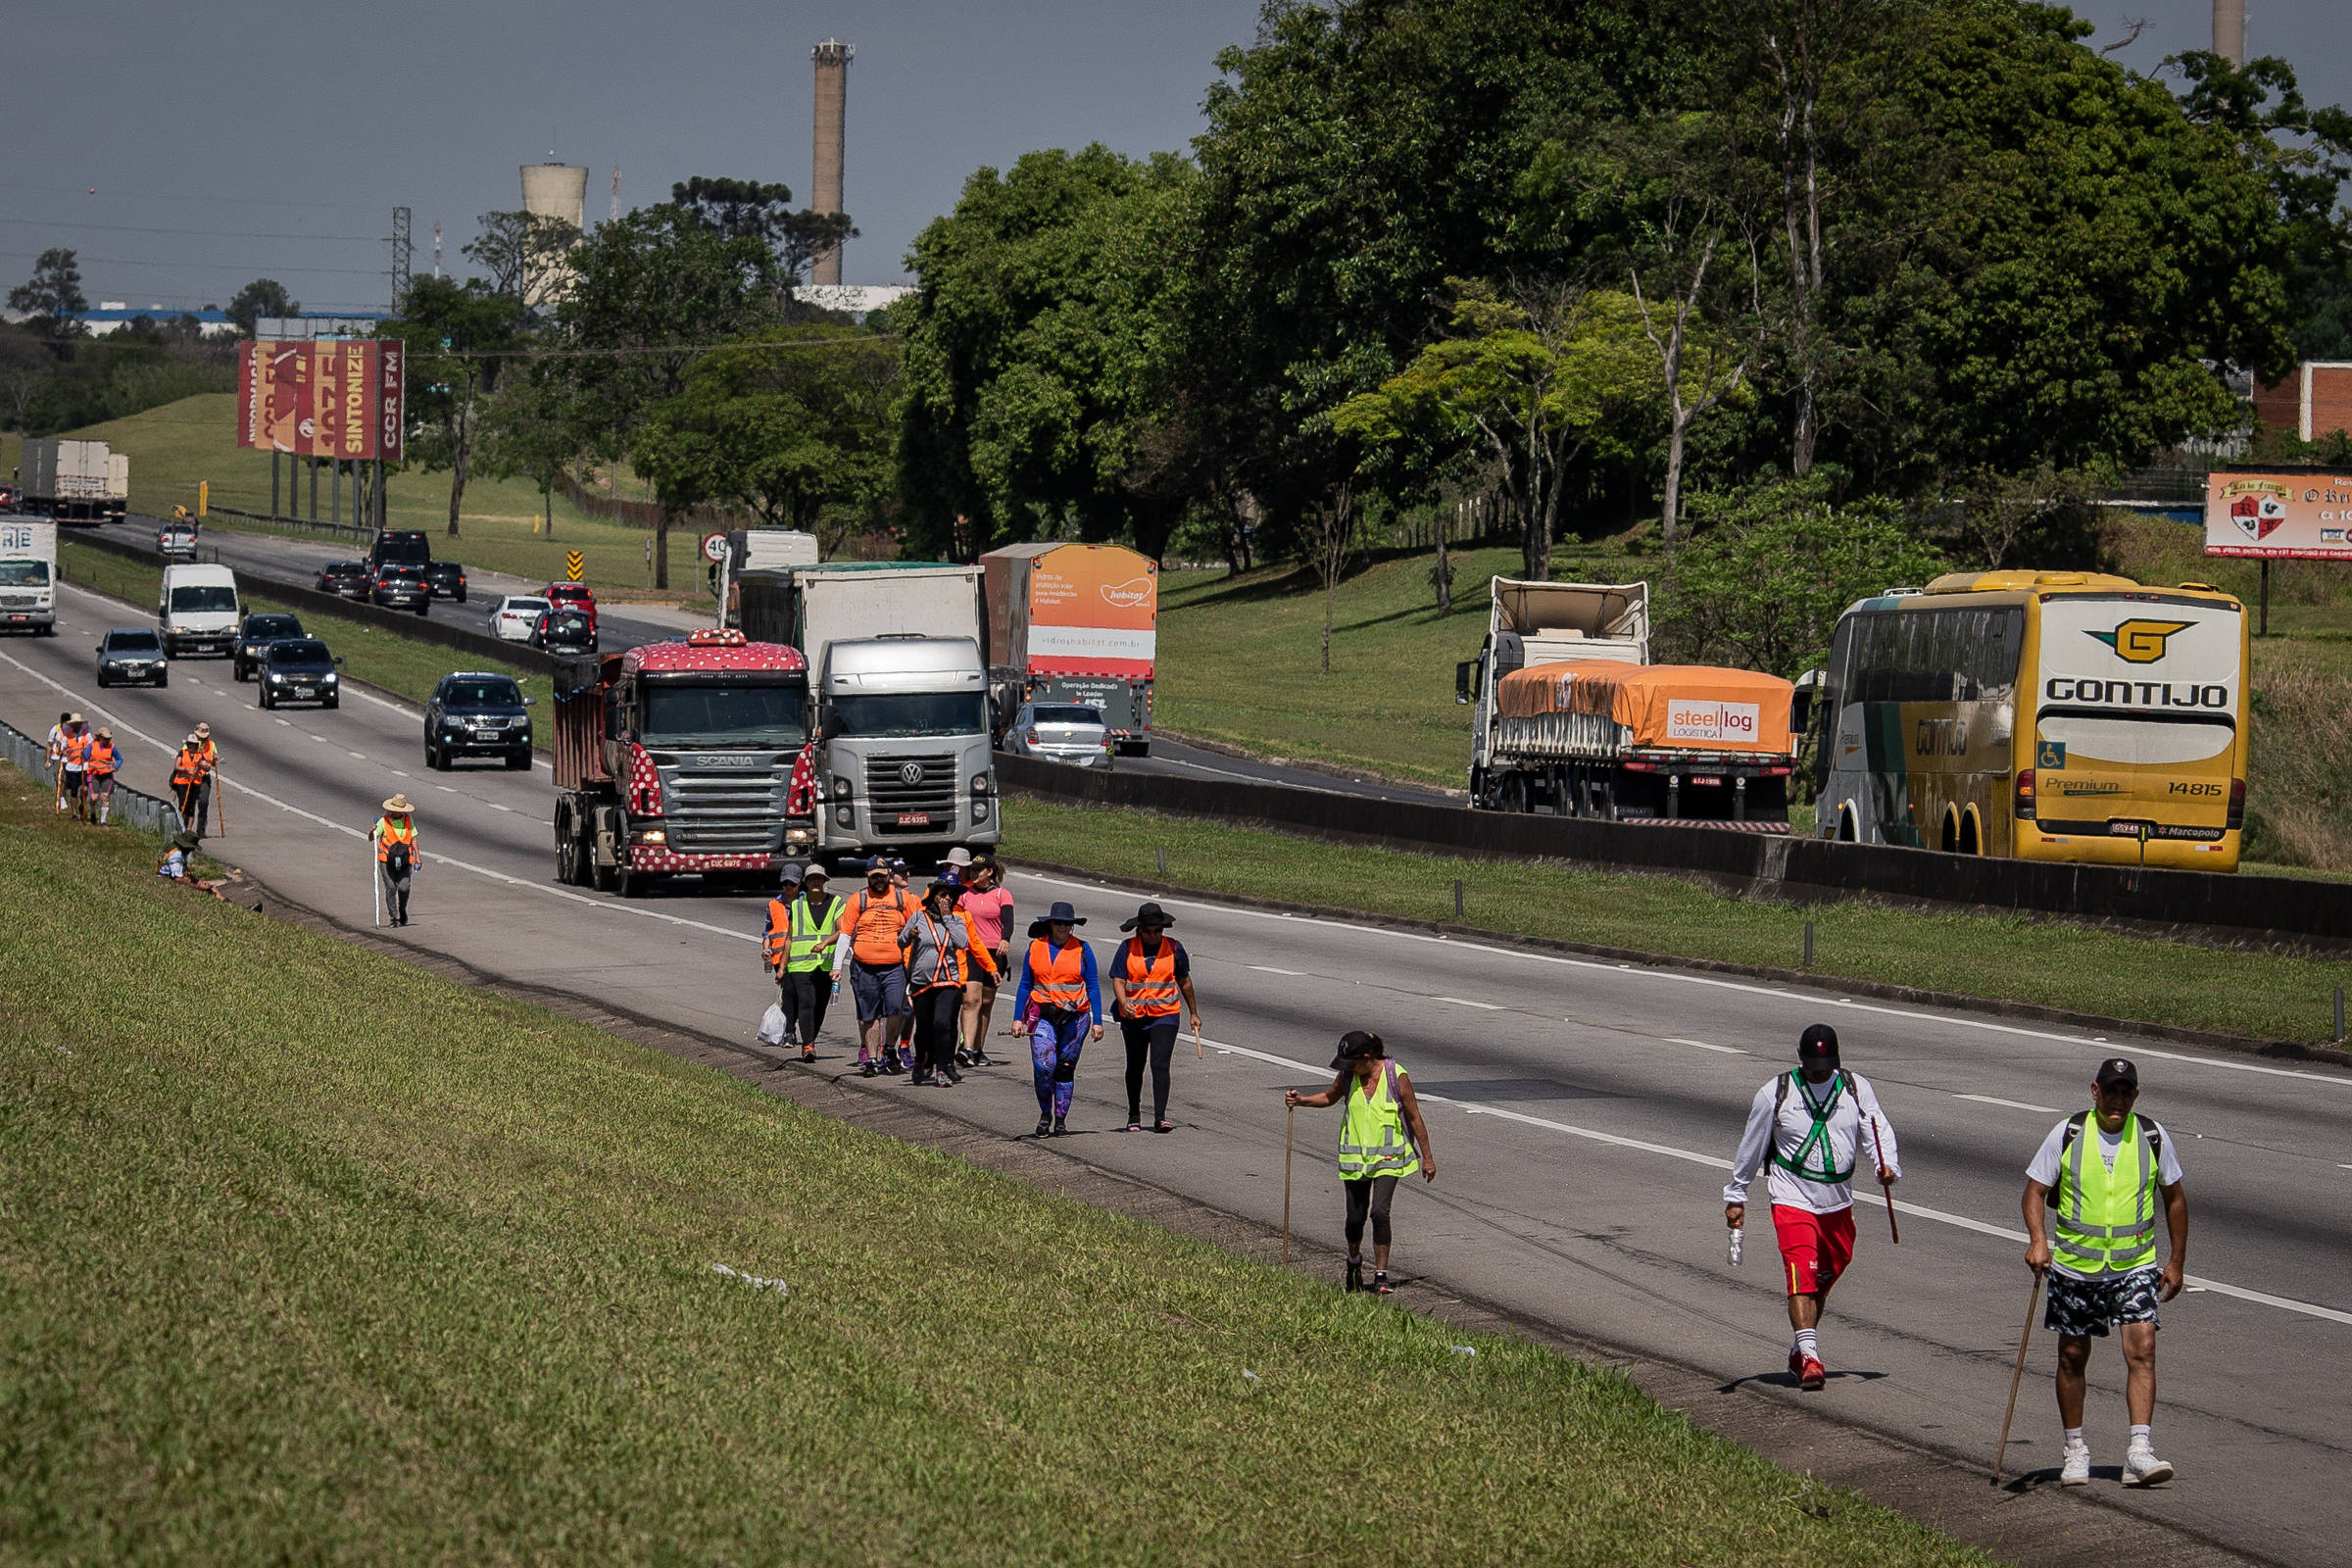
{"left": 0, "top": 516, "right": 57, "bottom": 635}
{"left": 158, "top": 563, "right": 240, "bottom": 658}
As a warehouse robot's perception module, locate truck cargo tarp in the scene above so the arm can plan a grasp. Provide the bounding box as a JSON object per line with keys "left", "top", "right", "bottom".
{"left": 1496, "top": 661, "right": 1794, "bottom": 753}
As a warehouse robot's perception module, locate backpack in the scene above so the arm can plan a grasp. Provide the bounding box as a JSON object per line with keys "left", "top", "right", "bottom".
{"left": 385, "top": 842, "right": 412, "bottom": 877}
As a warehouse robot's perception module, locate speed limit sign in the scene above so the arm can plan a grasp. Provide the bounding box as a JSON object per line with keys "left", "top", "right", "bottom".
{"left": 700, "top": 531, "right": 729, "bottom": 564}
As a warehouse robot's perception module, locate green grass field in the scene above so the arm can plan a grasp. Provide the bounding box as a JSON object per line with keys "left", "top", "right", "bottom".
{"left": 999, "top": 795, "right": 2352, "bottom": 1045}
{"left": 0, "top": 775, "right": 1985, "bottom": 1567}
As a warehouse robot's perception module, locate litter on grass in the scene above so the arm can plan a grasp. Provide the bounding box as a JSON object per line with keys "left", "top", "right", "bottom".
{"left": 1450, "top": 1346, "right": 1476, "bottom": 1356}
{"left": 710, "top": 1262, "right": 789, "bottom": 1298}
{"left": 1242, "top": 1369, "right": 1259, "bottom": 1384}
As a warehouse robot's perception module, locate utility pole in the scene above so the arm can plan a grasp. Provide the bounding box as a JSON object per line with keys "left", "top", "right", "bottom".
{"left": 390, "top": 207, "right": 412, "bottom": 312}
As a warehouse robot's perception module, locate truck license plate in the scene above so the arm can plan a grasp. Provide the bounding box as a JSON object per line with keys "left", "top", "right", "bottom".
{"left": 896, "top": 811, "right": 932, "bottom": 827}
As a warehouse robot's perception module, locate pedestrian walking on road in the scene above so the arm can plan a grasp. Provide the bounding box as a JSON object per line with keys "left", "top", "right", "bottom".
{"left": 58, "top": 714, "right": 92, "bottom": 821}
{"left": 1011, "top": 902, "right": 1101, "bottom": 1137}
{"left": 832, "top": 858, "right": 915, "bottom": 1077}
{"left": 85, "top": 727, "right": 120, "bottom": 824}
{"left": 45, "top": 711, "right": 70, "bottom": 812}
{"left": 1110, "top": 902, "right": 1202, "bottom": 1133}
{"left": 1286, "top": 1030, "right": 1435, "bottom": 1296}
{"left": 2022, "top": 1057, "right": 2187, "bottom": 1489}
{"left": 172, "top": 733, "right": 207, "bottom": 837}
{"left": 1723, "top": 1024, "right": 1900, "bottom": 1392}
{"left": 764, "top": 863, "right": 840, "bottom": 1061}
{"left": 886, "top": 858, "right": 920, "bottom": 1060}
{"left": 189, "top": 722, "right": 220, "bottom": 838}
{"left": 956, "top": 855, "right": 1013, "bottom": 1065}
{"left": 901, "top": 876, "right": 992, "bottom": 1086}
{"left": 371, "top": 794, "right": 419, "bottom": 927}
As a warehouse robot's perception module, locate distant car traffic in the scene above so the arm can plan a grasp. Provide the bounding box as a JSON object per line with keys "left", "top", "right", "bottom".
{"left": 316, "top": 561, "right": 371, "bottom": 600}
{"left": 257, "top": 637, "right": 341, "bottom": 710}
{"left": 1001, "top": 702, "right": 1113, "bottom": 766}
{"left": 95, "top": 626, "right": 168, "bottom": 688}
{"left": 530, "top": 606, "right": 597, "bottom": 655}
{"left": 488, "top": 595, "right": 552, "bottom": 642}
{"left": 542, "top": 581, "right": 597, "bottom": 633}
{"left": 370, "top": 563, "right": 430, "bottom": 614}
{"left": 157, "top": 520, "right": 198, "bottom": 558}
{"left": 424, "top": 671, "right": 534, "bottom": 771}
{"left": 424, "top": 560, "right": 467, "bottom": 603}
{"left": 368, "top": 528, "right": 431, "bottom": 572}
{"left": 232, "top": 612, "right": 305, "bottom": 682}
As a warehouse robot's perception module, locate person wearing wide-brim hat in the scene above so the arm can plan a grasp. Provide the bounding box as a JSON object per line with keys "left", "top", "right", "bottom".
{"left": 158, "top": 828, "right": 229, "bottom": 901}
{"left": 1109, "top": 902, "right": 1202, "bottom": 1133}
{"left": 1287, "top": 1031, "right": 1437, "bottom": 1296}
{"left": 371, "top": 793, "right": 421, "bottom": 927}
{"left": 1009, "top": 900, "right": 1101, "bottom": 1137}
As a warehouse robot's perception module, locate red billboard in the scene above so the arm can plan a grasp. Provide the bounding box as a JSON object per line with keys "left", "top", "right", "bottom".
{"left": 238, "top": 339, "right": 405, "bottom": 462}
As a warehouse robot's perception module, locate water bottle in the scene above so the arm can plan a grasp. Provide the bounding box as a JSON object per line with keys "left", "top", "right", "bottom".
{"left": 1727, "top": 1227, "right": 1744, "bottom": 1267}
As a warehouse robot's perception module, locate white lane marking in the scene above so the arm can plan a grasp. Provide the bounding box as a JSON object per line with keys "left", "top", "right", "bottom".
{"left": 1196, "top": 1029, "right": 2352, "bottom": 1328}
{"left": 1436, "top": 996, "right": 1502, "bottom": 1010}
{"left": 1666, "top": 1037, "right": 1747, "bottom": 1054}
{"left": 310, "top": 734, "right": 327, "bottom": 744}
{"left": 0, "top": 640, "right": 754, "bottom": 947}
{"left": 274, "top": 717, "right": 291, "bottom": 726}
{"left": 435, "top": 785, "right": 457, "bottom": 793}
{"left": 1955, "top": 1093, "right": 2062, "bottom": 1113}
{"left": 1012, "top": 874, "right": 2352, "bottom": 1090}
{"left": 389, "top": 769, "right": 409, "bottom": 777}
{"left": 1249, "top": 965, "right": 1302, "bottom": 976}
{"left": 490, "top": 803, "right": 514, "bottom": 812}
{"left": 346, "top": 751, "right": 366, "bottom": 760}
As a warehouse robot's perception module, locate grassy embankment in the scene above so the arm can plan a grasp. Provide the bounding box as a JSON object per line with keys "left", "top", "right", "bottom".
{"left": 0, "top": 776, "right": 1986, "bottom": 1567}
{"left": 57, "top": 538, "right": 553, "bottom": 714}
{"left": 6, "top": 395, "right": 707, "bottom": 598}
{"left": 999, "top": 792, "right": 2352, "bottom": 1044}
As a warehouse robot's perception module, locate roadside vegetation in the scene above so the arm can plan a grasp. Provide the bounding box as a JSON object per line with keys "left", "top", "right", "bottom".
{"left": 0, "top": 773, "right": 1986, "bottom": 1567}
{"left": 1000, "top": 795, "right": 2352, "bottom": 1046}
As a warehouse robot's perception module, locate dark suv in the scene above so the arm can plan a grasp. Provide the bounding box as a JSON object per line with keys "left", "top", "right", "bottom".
{"left": 258, "top": 638, "right": 342, "bottom": 710}
{"left": 96, "top": 627, "right": 168, "bottom": 688}
{"left": 425, "top": 672, "right": 534, "bottom": 771}
{"left": 369, "top": 528, "right": 430, "bottom": 571}
{"left": 371, "top": 563, "right": 430, "bottom": 614}
{"left": 232, "top": 612, "right": 305, "bottom": 681}
{"left": 424, "top": 560, "right": 467, "bottom": 603}
{"left": 316, "top": 561, "right": 371, "bottom": 600}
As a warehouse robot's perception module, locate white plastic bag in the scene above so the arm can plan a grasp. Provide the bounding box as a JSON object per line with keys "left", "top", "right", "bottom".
{"left": 757, "top": 1003, "right": 788, "bottom": 1046}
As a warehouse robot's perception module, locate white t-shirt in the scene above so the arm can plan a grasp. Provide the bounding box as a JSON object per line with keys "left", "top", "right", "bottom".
{"left": 159, "top": 849, "right": 187, "bottom": 879}
{"left": 1724, "top": 1069, "right": 1901, "bottom": 1215}
{"left": 2027, "top": 1115, "right": 2182, "bottom": 1280}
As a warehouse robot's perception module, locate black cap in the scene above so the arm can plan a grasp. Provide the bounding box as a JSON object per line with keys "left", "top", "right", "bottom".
{"left": 1330, "top": 1030, "right": 1386, "bottom": 1069}
{"left": 1797, "top": 1023, "right": 1839, "bottom": 1062}
{"left": 2094, "top": 1057, "right": 2139, "bottom": 1089}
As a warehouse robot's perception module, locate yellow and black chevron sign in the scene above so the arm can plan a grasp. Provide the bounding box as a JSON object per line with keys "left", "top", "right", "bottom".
{"left": 564, "top": 551, "right": 584, "bottom": 582}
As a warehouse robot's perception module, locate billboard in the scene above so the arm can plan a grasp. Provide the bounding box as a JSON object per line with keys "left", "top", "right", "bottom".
{"left": 2203, "top": 467, "right": 2352, "bottom": 561}
{"left": 238, "top": 339, "right": 405, "bottom": 462}
{"left": 1015, "top": 544, "right": 1157, "bottom": 677}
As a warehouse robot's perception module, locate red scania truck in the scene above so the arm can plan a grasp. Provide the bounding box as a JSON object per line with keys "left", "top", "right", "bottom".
{"left": 551, "top": 628, "right": 818, "bottom": 895}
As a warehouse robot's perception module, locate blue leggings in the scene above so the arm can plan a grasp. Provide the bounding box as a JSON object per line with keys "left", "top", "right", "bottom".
{"left": 1030, "top": 1014, "right": 1088, "bottom": 1119}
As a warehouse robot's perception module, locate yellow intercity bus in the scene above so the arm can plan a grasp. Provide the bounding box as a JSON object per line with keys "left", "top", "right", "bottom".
{"left": 1814, "top": 570, "right": 2249, "bottom": 870}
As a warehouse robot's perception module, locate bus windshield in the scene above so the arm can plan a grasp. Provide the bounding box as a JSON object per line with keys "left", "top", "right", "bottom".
{"left": 640, "top": 679, "right": 808, "bottom": 747}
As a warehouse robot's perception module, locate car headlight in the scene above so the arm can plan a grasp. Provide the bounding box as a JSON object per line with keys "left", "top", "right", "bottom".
{"left": 323, "top": 672, "right": 337, "bottom": 683}
{"left": 270, "top": 672, "right": 287, "bottom": 682}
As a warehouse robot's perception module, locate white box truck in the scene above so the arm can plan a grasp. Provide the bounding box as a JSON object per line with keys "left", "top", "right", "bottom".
{"left": 21, "top": 439, "right": 128, "bottom": 524}
{"left": 0, "top": 517, "right": 58, "bottom": 635}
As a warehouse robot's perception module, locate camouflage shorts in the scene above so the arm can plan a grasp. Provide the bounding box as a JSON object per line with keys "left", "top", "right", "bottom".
{"left": 2044, "top": 1266, "right": 2163, "bottom": 1338}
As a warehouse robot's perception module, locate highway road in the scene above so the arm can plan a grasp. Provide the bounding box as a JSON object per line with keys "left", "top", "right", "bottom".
{"left": 20, "top": 582, "right": 2346, "bottom": 1565}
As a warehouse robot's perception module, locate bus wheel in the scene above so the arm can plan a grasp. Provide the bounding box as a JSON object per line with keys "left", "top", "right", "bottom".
{"left": 1959, "top": 810, "right": 1983, "bottom": 856}
{"left": 1838, "top": 806, "right": 1859, "bottom": 843}
{"left": 1940, "top": 809, "right": 1961, "bottom": 854}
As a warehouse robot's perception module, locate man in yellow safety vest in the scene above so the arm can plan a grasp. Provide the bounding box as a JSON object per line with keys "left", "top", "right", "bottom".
{"left": 2022, "top": 1057, "right": 2188, "bottom": 1489}
{"left": 762, "top": 863, "right": 840, "bottom": 1062}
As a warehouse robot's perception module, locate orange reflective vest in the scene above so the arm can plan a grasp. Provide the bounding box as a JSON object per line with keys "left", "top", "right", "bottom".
{"left": 763, "top": 897, "right": 793, "bottom": 969}
{"left": 172, "top": 747, "right": 205, "bottom": 788}
{"left": 957, "top": 910, "right": 1000, "bottom": 984}
{"left": 195, "top": 739, "right": 219, "bottom": 777}
{"left": 1028, "top": 938, "right": 1090, "bottom": 1013}
{"left": 1121, "top": 940, "right": 1181, "bottom": 1018}
{"left": 61, "top": 732, "right": 93, "bottom": 769}
{"left": 86, "top": 740, "right": 118, "bottom": 777}
{"left": 850, "top": 888, "right": 913, "bottom": 965}
{"left": 375, "top": 815, "right": 417, "bottom": 863}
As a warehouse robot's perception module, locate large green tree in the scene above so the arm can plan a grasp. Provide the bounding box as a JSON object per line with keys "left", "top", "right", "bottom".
{"left": 9, "top": 250, "right": 89, "bottom": 346}
{"left": 389, "top": 275, "right": 525, "bottom": 538}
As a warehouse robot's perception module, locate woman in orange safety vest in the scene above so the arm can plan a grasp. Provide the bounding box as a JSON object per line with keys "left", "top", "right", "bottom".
{"left": 372, "top": 794, "right": 419, "bottom": 927}
{"left": 1011, "top": 901, "right": 1102, "bottom": 1138}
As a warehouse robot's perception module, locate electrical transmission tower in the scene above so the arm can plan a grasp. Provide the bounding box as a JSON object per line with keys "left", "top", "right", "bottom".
{"left": 390, "top": 207, "right": 413, "bottom": 311}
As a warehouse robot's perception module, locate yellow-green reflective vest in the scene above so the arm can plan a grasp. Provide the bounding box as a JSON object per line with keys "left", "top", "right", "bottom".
{"left": 2052, "top": 1111, "right": 2160, "bottom": 1275}
{"left": 787, "top": 894, "right": 843, "bottom": 972}
{"left": 1339, "top": 1061, "right": 1421, "bottom": 1180}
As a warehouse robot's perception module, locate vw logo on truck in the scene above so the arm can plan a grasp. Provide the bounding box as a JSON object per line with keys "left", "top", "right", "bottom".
{"left": 899, "top": 761, "right": 925, "bottom": 785}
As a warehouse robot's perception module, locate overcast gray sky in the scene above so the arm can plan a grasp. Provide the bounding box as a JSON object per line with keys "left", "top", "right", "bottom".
{"left": 3, "top": 0, "right": 2342, "bottom": 317}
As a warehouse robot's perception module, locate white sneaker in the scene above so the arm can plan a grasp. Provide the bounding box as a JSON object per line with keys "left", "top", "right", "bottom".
{"left": 2122, "top": 1442, "right": 2175, "bottom": 1487}
{"left": 2060, "top": 1440, "right": 2092, "bottom": 1486}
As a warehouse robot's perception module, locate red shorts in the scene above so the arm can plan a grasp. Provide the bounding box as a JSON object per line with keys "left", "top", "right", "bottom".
{"left": 1771, "top": 1204, "right": 1855, "bottom": 1296}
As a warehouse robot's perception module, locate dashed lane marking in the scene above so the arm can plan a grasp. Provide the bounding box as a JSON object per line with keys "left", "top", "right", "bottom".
{"left": 1954, "top": 1093, "right": 2061, "bottom": 1113}
{"left": 347, "top": 751, "right": 366, "bottom": 760}
{"left": 1436, "top": 997, "right": 1503, "bottom": 1010}
{"left": 1666, "top": 1037, "right": 1746, "bottom": 1054}
{"left": 1248, "top": 965, "right": 1302, "bottom": 976}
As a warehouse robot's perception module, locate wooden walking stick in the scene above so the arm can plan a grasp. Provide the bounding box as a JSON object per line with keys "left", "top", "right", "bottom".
{"left": 1992, "top": 1272, "right": 2045, "bottom": 1485}
{"left": 1281, "top": 1101, "right": 1295, "bottom": 1266}
{"left": 1869, "top": 1115, "right": 1899, "bottom": 1244}
{"left": 212, "top": 770, "right": 227, "bottom": 837}
{"left": 1195, "top": 1019, "right": 1203, "bottom": 1062}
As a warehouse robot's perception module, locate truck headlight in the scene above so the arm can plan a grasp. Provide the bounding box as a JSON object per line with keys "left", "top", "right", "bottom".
{"left": 830, "top": 775, "right": 853, "bottom": 800}
{"left": 834, "top": 805, "right": 854, "bottom": 828}
{"left": 637, "top": 828, "right": 666, "bottom": 845}
{"left": 973, "top": 801, "right": 991, "bottom": 822}
{"left": 971, "top": 772, "right": 993, "bottom": 795}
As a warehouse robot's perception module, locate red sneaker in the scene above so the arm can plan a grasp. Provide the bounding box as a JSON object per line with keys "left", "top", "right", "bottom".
{"left": 1788, "top": 1349, "right": 1805, "bottom": 1380}
{"left": 1798, "top": 1356, "right": 1827, "bottom": 1391}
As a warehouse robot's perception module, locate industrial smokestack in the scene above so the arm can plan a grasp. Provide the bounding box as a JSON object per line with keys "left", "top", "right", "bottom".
{"left": 2214, "top": 0, "right": 2246, "bottom": 64}
{"left": 811, "top": 39, "right": 852, "bottom": 285}
{"left": 519, "top": 162, "right": 589, "bottom": 308}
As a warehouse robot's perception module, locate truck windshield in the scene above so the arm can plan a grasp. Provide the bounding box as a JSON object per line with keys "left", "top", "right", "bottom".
{"left": 831, "top": 692, "right": 987, "bottom": 738}
{"left": 641, "top": 680, "right": 808, "bottom": 747}
{"left": 170, "top": 585, "right": 237, "bottom": 612}
{"left": 0, "top": 561, "right": 50, "bottom": 585}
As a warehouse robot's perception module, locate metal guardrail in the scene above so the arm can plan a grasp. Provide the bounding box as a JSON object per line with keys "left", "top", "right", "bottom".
{"left": 0, "top": 716, "right": 185, "bottom": 839}
{"left": 205, "top": 506, "right": 376, "bottom": 542}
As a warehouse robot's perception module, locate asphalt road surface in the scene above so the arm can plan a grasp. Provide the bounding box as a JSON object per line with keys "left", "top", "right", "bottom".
{"left": 13, "top": 577, "right": 2348, "bottom": 1566}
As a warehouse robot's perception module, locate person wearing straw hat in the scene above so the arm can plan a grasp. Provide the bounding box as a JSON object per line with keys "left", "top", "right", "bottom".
{"left": 171, "top": 732, "right": 208, "bottom": 833}
{"left": 371, "top": 794, "right": 420, "bottom": 927}
{"left": 85, "top": 726, "right": 120, "bottom": 825}
{"left": 1010, "top": 901, "right": 1101, "bottom": 1137}
{"left": 57, "top": 713, "right": 92, "bottom": 819}
{"left": 1286, "top": 1031, "right": 1437, "bottom": 1296}
{"left": 1109, "top": 901, "right": 1202, "bottom": 1134}
{"left": 189, "top": 722, "right": 220, "bottom": 837}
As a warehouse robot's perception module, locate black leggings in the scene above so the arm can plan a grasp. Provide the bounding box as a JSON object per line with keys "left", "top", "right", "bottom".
{"left": 911, "top": 985, "right": 962, "bottom": 1077}
{"left": 781, "top": 970, "right": 832, "bottom": 1048}
{"left": 1121, "top": 1017, "right": 1178, "bottom": 1123}
{"left": 1344, "top": 1176, "right": 1398, "bottom": 1252}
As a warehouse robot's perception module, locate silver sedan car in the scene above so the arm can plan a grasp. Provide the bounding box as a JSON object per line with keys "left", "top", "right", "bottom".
{"left": 1002, "top": 702, "right": 1113, "bottom": 767}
